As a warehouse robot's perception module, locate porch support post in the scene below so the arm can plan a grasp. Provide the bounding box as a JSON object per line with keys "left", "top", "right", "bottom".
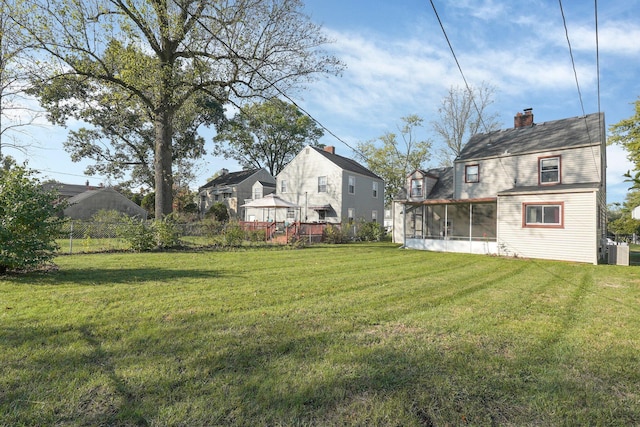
{"left": 402, "top": 203, "right": 407, "bottom": 247}
{"left": 444, "top": 205, "right": 448, "bottom": 240}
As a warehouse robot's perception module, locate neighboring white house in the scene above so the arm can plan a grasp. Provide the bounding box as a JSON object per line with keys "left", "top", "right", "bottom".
{"left": 198, "top": 168, "right": 275, "bottom": 219}
{"left": 275, "top": 145, "right": 385, "bottom": 224}
{"left": 393, "top": 110, "right": 607, "bottom": 264}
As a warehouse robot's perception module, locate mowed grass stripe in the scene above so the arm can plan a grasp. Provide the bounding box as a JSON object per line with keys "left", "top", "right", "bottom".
{"left": 2, "top": 243, "right": 640, "bottom": 426}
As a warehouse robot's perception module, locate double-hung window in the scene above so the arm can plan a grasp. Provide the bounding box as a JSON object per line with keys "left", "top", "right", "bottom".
{"left": 465, "top": 164, "right": 479, "bottom": 183}
{"left": 372, "top": 182, "right": 378, "bottom": 198}
{"left": 318, "top": 176, "right": 327, "bottom": 193}
{"left": 280, "top": 180, "right": 287, "bottom": 193}
{"left": 523, "top": 202, "right": 563, "bottom": 228}
{"left": 539, "top": 156, "right": 560, "bottom": 184}
{"left": 348, "top": 176, "right": 355, "bottom": 194}
{"left": 411, "top": 179, "right": 423, "bottom": 197}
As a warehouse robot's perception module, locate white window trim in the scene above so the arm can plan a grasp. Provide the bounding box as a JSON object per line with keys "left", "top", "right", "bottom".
{"left": 539, "top": 156, "right": 561, "bottom": 185}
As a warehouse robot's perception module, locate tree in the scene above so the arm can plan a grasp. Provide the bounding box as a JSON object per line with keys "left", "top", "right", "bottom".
{"left": 212, "top": 99, "right": 324, "bottom": 176}
{"left": 61, "top": 81, "right": 221, "bottom": 188}
{"left": 0, "top": 2, "right": 43, "bottom": 158}
{"left": 609, "top": 98, "right": 640, "bottom": 189}
{"left": 607, "top": 189, "right": 640, "bottom": 239}
{"left": 10, "top": 0, "right": 342, "bottom": 219}
{"left": 431, "top": 82, "right": 501, "bottom": 165}
{"left": 0, "top": 164, "right": 65, "bottom": 273}
{"left": 356, "top": 115, "right": 431, "bottom": 205}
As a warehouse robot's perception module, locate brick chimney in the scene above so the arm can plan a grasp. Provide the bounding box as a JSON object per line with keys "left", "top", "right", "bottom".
{"left": 514, "top": 108, "right": 534, "bottom": 128}
{"left": 324, "top": 146, "right": 335, "bottom": 154}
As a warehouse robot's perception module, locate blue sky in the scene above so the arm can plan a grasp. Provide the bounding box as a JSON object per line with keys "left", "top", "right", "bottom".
{"left": 10, "top": 0, "right": 640, "bottom": 204}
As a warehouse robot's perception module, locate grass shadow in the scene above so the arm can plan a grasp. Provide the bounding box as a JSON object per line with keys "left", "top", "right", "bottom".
{"left": 3, "top": 267, "right": 229, "bottom": 286}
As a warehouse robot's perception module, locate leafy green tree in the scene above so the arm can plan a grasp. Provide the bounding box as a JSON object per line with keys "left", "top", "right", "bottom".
{"left": 11, "top": 0, "right": 342, "bottom": 219}
{"left": 609, "top": 98, "right": 640, "bottom": 188}
{"left": 607, "top": 189, "right": 640, "bottom": 238}
{"left": 356, "top": 115, "right": 431, "bottom": 205}
{"left": 206, "top": 202, "right": 229, "bottom": 223}
{"left": 0, "top": 3, "right": 42, "bottom": 158}
{"left": 213, "top": 99, "right": 324, "bottom": 176}
{"left": 0, "top": 164, "right": 65, "bottom": 273}
{"left": 61, "top": 85, "right": 220, "bottom": 188}
{"left": 431, "top": 82, "right": 501, "bottom": 166}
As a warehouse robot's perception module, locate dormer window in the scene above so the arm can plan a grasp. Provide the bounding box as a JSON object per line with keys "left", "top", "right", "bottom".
{"left": 411, "top": 178, "right": 423, "bottom": 197}
{"left": 539, "top": 156, "right": 560, "bottom": 184}
{"left": 465, "top": 164, "right": 479, "bottom": 183}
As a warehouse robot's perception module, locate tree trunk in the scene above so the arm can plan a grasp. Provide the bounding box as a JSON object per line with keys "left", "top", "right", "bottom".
{"left": 154, "top": 109, "right": 173, "bottom": 219}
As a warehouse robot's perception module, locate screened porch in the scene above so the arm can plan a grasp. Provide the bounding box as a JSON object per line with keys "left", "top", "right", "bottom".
{"left": 402, "top": 201, "right": 498, "bottom": 255}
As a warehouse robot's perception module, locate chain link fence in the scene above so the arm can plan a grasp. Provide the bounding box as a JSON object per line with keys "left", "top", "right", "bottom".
{"left": 57, "top": 219, "right": 388, "bottom": 254}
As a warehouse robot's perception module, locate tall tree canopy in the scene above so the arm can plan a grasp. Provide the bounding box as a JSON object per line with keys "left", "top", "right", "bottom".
{"left": 356, "top": 115, "right": 431, "bottom": 206}
{"left": 8, "top": 0, "right": 342, "bottom": 218}
{"left": 609, "top": 98, "right": 640, "bottom": 189}
{"left": 431, "top": 82, "right": 501, "bottom": 166}
{"left": 212, "top": 98, "right": 323, "bottom": 176}
{"left": 0, "top": 1, "right": 42, "bottom": 158}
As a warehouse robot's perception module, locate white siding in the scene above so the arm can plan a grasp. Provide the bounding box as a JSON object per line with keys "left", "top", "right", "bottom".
{"left": 455, "top": 145, "right": 603, "bottom": 199}
{"left": 276, "top": 146, "right": 384, "bottom": 224}
{"left": 497, "top": 190, "right": 599, "bottom": 264}
{"left": 277, "top": 148, "right": 342, "bottom": 222}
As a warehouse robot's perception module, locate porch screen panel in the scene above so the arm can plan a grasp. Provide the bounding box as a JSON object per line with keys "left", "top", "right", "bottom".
{"left": 447, "top": 204, "right": 470, "bottom": 240}
{"left": 471, "top": 203, "right": 497, "bottom": 240}
{"left": 404, "top": 205, "right": 423, "bottom": 238}
{"left": 425, "top": 205, "right": 445, "bottom": 238}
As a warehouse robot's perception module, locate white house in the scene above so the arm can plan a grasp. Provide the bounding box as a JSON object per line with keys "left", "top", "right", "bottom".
{"left": 275, "top": 145, "right": 385, "bottom": 224}
{"left": 394, "top": 110, "right": 607, "bottom": 264}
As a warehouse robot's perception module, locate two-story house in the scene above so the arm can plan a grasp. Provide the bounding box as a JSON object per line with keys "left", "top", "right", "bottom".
{"left": 198, "top": 168, "right": 275, "bottom": 219}
{"left": 276, "top": 145, "right": 385, "bottom": 224}
{"left": 393, "top": 110, "right": 607, "bottom": 264}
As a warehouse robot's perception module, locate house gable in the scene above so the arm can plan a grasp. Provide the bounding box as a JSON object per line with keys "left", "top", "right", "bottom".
{"left": 276, "top": 145, "right": 384, "bottom": 223}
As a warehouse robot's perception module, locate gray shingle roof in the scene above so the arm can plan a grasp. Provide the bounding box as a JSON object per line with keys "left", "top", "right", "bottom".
{"left": 311, "top": 147, "right": 382, "bottom": 180}
{"left": 458, "top": 112, "right": 604, "bottom": 161}
{"left": 199, "top": 169, "right": 261, "bottom": 190}
{"left": 426, "top": 167, "right": 454, "bottom": 200}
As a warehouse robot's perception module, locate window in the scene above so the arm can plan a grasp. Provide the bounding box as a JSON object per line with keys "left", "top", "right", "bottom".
{"left": 411, "top": 179, "right": 423, "bottom": 197}
{"left": 465, "top": 164, "right": 479, "bottom": 183}
{"left": 286, "top": 208, "right": 295, "bottom": 219}
{"left": 523, "top": 202, "right": 563, "bottom": 228}
{"left": 253, "top": 188, "right": 262, "bottom": 200}
{"left": 372, "top": 210, "right": 378, "bottom": 222}
{"left": 318, "top": 176, "right": 327, "bottom": 193}
{"left": 539, "top": 156, "right": 560, "bottom": 184}
{"left": 280, "top": 180, "right": 287, "bottom": 193}
{"left": 348, "top": 176, "right": 355, "bottom": 194}
{"left": 318, "top": 210, "right": 326, "bottom": 221}
{"left": 373, "top": 182, "right": 378, "bottom": 198}
{"left": 347, "top": 208, "right": 355, "bottom": 223}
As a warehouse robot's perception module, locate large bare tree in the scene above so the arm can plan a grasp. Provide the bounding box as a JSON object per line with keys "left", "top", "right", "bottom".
{"left": 7, "top": 0, "right": 342, "bottom": 218}
{"left": 431, "top": 82, "right": 501, "bottom": 166}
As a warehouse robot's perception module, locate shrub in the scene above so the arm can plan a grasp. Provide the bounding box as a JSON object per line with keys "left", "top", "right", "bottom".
{"left": 356, "top": 220, "right": 386, "bottom": 242}
{"left": 116, "top": 217, "right": 155, "bottom": 252}
{"left": 0, "top": 165, "right": 66, "bottom": 273}
{"left": 322, "top": 224, "right": 348, "bottom": 244}
{"left": 206, "top": 202, "right": 229, "bottom": 223}
{"left": 152, "top": 216, "right": 181, "bottom": 248}
{"left": 223, "top": 221, "right": 245, "bottom": 247}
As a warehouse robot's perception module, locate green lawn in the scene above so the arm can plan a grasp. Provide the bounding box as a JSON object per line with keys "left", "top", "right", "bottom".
{"left": 1, "top": 243, "right": 639, "bottom": 426}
